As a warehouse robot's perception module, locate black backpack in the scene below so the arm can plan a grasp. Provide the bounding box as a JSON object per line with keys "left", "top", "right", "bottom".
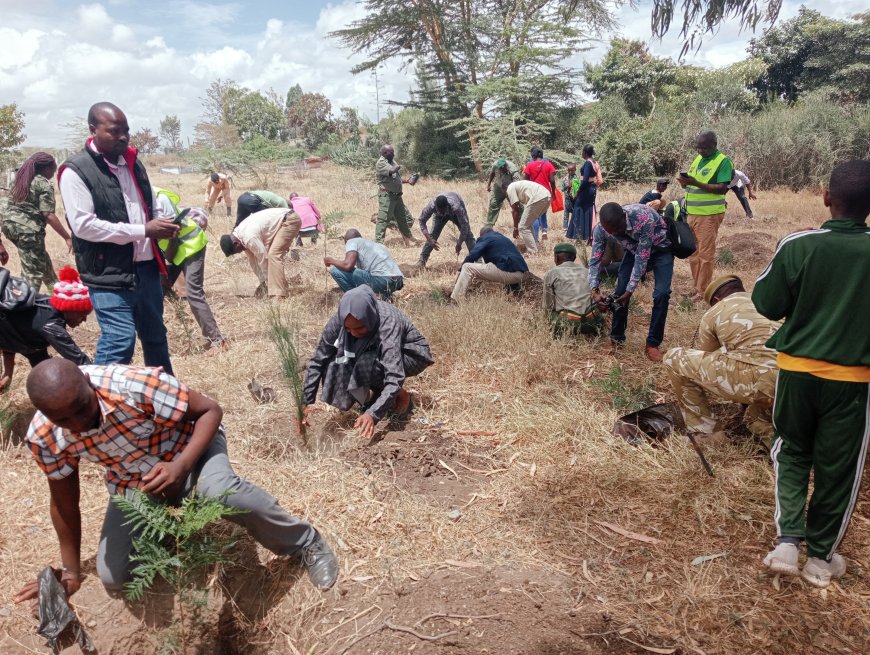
{"left": 0, "top": 267, "right": 37, "bottom": 313}
{"left": 664, "top": 200, "right": 697, "bottom": 259}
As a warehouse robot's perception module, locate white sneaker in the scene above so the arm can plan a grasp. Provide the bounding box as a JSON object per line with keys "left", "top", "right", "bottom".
{"left": 763, "top": 543, "right": 800, "bottom": 576}
{"left": 801, "top": 554, "right": 847, "bottom": 588}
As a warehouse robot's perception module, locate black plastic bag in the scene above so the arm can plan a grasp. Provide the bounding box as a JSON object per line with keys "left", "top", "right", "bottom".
{"left": 36, "top": 567, "right": 96, "bottom": 654}
{"left": 612, "top": 403, "right": 680, "bottom": 445}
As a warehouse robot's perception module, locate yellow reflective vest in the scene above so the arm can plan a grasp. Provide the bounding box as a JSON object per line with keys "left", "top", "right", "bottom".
{"left": 154, "top": 188, "right": 208, "bottom": 266}
{"left": 685, "top": 152, "right": 727, "bottom": 215}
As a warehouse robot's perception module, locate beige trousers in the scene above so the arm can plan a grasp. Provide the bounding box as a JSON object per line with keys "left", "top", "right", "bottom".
{"left": 450, "top": 262, "right": 525, "bottom": 301}
{"left": 518, "top": 197, "right": 550, "bottom": 254}
{"left": 267, "top": 213, "right": 301, "bottom": 297}
{"left": 206, "top": 185, "right": 231, "bottom": 210}
{"left": 687, "top": 212, "right": 724, "bottom": 295}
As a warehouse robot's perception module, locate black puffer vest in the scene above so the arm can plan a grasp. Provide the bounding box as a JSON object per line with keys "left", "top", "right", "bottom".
{"left": 61, "top": 145, "right": 154, "bottom": 290}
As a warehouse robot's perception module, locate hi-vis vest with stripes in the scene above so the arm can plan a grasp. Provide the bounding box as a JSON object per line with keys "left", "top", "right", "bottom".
{"left": 154, "top": 188, "right": 208, "bottom": 266}
{"left": 685, "top": 152, "right": 727, "bottom": 215}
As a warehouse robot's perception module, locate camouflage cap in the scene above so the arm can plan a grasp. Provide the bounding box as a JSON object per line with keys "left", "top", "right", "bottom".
{"left": 704, "top": 274, "right": 742, "bottom": 305}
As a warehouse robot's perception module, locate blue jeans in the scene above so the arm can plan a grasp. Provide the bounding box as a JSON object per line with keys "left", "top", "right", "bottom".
{"left": 610, "top": 248, "right": 673, "bottom": 347}
{"left": 330, "top": 267, "right": 404, "bottom": 300}
{"left": 532, "top": 211, "right": 548, "bottom": 241}
{"left": 89, "top": 259, "right": 173, "bottom": 374}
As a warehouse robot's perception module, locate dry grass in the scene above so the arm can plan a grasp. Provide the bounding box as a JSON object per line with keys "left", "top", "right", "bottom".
{"left": 0, "top": 163, "right": 866, "bottom": 654}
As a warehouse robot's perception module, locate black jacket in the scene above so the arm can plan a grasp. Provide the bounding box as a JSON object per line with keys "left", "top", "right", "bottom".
{"left": 0, "top": 297, "right": 89, "bottom": 364}
{"left": 61, "top": 145, "right": 154, "bottom": 290}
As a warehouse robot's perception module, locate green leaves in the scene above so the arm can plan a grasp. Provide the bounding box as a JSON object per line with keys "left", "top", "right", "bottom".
{"left": 111, "top": 490, "right": 242, "bottom": 602}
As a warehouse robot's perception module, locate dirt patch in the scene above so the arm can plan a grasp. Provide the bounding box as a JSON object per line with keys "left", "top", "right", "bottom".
{"left": 327, "top": 565, "right": 637, "bottom": 654}
{"left": 718, "top": 231, "right": 775, "bottom": 269}
{"left": 342, "top": 429, "right": 502, "bottom": 504}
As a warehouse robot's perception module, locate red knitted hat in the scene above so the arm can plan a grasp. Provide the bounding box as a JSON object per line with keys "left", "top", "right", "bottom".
{"left": 51, "top": 267, "right": 93, "bottom": 313}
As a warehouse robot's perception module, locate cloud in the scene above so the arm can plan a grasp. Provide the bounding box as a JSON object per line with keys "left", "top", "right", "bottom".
{"left": 5, "top": 0, "right": 865, "bottom": 147}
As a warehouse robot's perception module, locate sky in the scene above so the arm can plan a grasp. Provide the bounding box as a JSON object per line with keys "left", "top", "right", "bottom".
{"left": 0, "top": 0, "right": 863, "bottom": 146}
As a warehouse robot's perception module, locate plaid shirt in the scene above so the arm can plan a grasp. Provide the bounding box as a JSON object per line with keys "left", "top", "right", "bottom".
{"left": 26, "top": 365, "right": 193, "bottom": 495}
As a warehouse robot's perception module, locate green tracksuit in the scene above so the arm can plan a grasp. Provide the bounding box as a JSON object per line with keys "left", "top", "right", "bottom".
{"left": 752, "top": 219, "right": 870, "bottom": 560}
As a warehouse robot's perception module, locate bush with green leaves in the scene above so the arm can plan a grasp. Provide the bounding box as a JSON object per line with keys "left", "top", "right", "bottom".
{"left": 112, "top": 490, "right": 243, "bottom": 602}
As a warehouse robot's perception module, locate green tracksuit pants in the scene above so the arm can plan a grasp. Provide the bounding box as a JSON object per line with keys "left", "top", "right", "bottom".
{"left": 486, "top": 186, "right": 508, "bottom": 225}
{"left": 375, "top": 191, "right": 413, "bottom": 242}
{"left": 770, "top": 369, "right": 869, "bottom": 560}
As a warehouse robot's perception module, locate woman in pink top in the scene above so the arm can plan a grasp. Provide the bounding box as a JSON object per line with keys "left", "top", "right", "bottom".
{"left": 289, "top": 192, "right": 323, "bottom": 245}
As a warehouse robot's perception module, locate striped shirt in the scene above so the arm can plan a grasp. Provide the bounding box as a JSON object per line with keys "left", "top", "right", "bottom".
{"left": 26, "top": 365, "right": 193, "bottom": 495}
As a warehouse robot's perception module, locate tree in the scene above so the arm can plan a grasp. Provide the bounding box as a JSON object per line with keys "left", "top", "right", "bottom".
{"left": 285, "top": 84, "right": 303, "bottom": 111}
{"left": 201, "top": 79, "right": 241, "bottom": 125}
{"left": 749, "top": 9, "right": 870, "bottom": 104}
{"left": 286, "top": 92, "right": 335, "bottom": 149}
{"left": 583, "top": 39, "right": 697, "bottom": 116}
{"left": 651, "top": 0, "right": 783, "bottom": 56}
{"left": 222, "top": 90, "right": 286, "bottom": 142}
{"left": 130, "top": 128, "right": 160, "bottom": 154}
{"left": 0, "top": 103, "right": 26, "bottom": 169}
{"left": 159, "top": 115, "right": 182, "bottom": 152}
{"left": 332, "top": 0, "right": 620, "bottom": 172}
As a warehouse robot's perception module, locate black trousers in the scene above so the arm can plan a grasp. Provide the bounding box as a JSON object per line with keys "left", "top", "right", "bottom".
{"left": 235, "top": 192, "right": 269, "bottom": 228}
{"left": 730, "top": 185, "right": 753, "bottom": 218}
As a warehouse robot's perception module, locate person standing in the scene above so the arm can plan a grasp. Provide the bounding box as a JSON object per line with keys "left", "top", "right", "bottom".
{"left": 234, "top": 190, "right": 288, "bottom": 228}
{"left": 154, "top": 188, "right": 227, "bottom": 354}
{"left": 589, "top": 203, "right": 673, "bottom": 362}
{"left": 375, "top": 144, "right": 417, "bottom": 244}
{"left": 523, "top": 147, "right": 556, "bottom": 241}
{"left": 729, "top": 170, "right": 756, "bottom": 220}
{"left": 205, "top": 172, "right": 232, "bottom": 219}
{"left": 220, "top": 207, "right": 301, "bottom": 298}
{"left": 2, "top": 152, "right": 73, "bottom": 291}
{"left": 415, "top": 192, "right": 476, "bottom": 269}
{"left": 450, "top": 225, "right": 528, "bottom": 302}
{"left": 569, "top": 145, "right": 598, "bottom": 242}
{"left": 58, "top": 102, "right": 178, "bottom": 374}
{"left": 677, "top": 130, "right": 733, "bottom": 300}
{"left": 486, "top": 158, "right": 522, "bottom": 226}
{"left": 506, "top": 180, "right": 551, "bottom": 255}
{"left": 753, "top": 160, "right": 870, "bottom": 589}
{"left": 543, "top": 243, "right": 602, "bottom": 337}
{"left": 663, "top": 275, "right": 779, "bottom": 441}
{"left": 325, "top": 229, "right": 404, "bottom": 300}
{"left": 561, "top": 164, "right": 577, "bottom": 230}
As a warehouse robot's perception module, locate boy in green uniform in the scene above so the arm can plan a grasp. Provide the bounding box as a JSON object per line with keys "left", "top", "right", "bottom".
{"left": 752, "top": 160, "right": 870, "bottom": 588}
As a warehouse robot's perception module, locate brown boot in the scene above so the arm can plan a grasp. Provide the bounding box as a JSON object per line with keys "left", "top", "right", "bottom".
{"left": 645, "top": 345, "right": 663, "bottom": 362}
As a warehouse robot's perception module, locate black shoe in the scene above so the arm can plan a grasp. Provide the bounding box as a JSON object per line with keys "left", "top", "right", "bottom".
{"left": 301, "top": 534, "right": 338, "bottom": 591}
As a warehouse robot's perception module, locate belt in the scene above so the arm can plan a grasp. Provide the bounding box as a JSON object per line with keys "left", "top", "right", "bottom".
{"left": 559, "top": 308, "right": 596, "bottom": 321}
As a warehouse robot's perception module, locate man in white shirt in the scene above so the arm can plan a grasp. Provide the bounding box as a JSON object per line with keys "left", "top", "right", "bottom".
{"left": 58, "top": 102, "right": 179, "bottom": 373}
{"left": 506, "top": 180, "right": 551, "bottom": 255}
{"left": 728, "top": 170, "right": 757, "bottom": 220}
{"left": 219, "top": 207, "right": 300, "bottom": 298}
{"left": 323, "top": 229, "right": 404, "bottom": 300}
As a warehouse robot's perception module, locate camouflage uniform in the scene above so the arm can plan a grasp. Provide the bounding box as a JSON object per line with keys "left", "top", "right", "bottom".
{"left": 663, "top": 292, "right": 779, "bottom": 437}
{"left": 0, "top": 175, "right": 58, "bottom": 292}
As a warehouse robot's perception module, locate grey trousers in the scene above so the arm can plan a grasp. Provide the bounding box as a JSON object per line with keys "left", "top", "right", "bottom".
{"left": 174, "top": 250, "right": 224, "bottom": 344}
{"left": 96, "top": 430, "right": 315, "bottom": 591}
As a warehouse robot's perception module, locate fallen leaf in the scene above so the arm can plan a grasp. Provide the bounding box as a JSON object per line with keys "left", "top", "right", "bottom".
{"left": 595, "top": 521, "right": 661, "bottom": 545}
{"left": 691, "top": 552, "right": 727, "bottom": 566}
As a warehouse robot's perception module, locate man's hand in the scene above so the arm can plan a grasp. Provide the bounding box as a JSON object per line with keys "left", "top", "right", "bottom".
{"left": 592, "top": 291, "right": 608, "bottom": 311}
{"left": 677, "top": 174, "right": 694, "bottom": 188}
{"left": 455, "top": 243, "right": 462, "bottom": 255}
{"left": 0, "top": 374, "right": 11, "bottom": 392}
{"left": 142, "top": 460, "right": 188, "bottom": 497}
{"left": 298, "top": 405, "right": 312, "bottom": 434}
{"left": 0, "top": 243, "right": 9, "bottom": 266}
{"left": 323, "top": 256, "right": 335, "bottom": 268}
{"left": 427, "top": 237, "right": 440, "bottom": 251}
{"left": 616, "top": 290, "right": 632, "bottom": 306}
{"left": 749, "top": 190, "right": 758, "bottom": 200}
{"left": 65, "top": 237, "right": 74, "bottom": 254}
{"left": 354, "top": 413, "right": 376, "bottom": 440}
{"left": 144, "top": 218, "right": 180, "bottom": 240}
{"left": 14, "top": 568, "right": 82, "bottom": 607}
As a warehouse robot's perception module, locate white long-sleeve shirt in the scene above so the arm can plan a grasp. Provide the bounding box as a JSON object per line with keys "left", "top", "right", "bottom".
{"left": 59, "top": 143, "right": 154, "bottom": 262}
{"left": 231, "top": 207, "right": 290, "bottom": 283}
